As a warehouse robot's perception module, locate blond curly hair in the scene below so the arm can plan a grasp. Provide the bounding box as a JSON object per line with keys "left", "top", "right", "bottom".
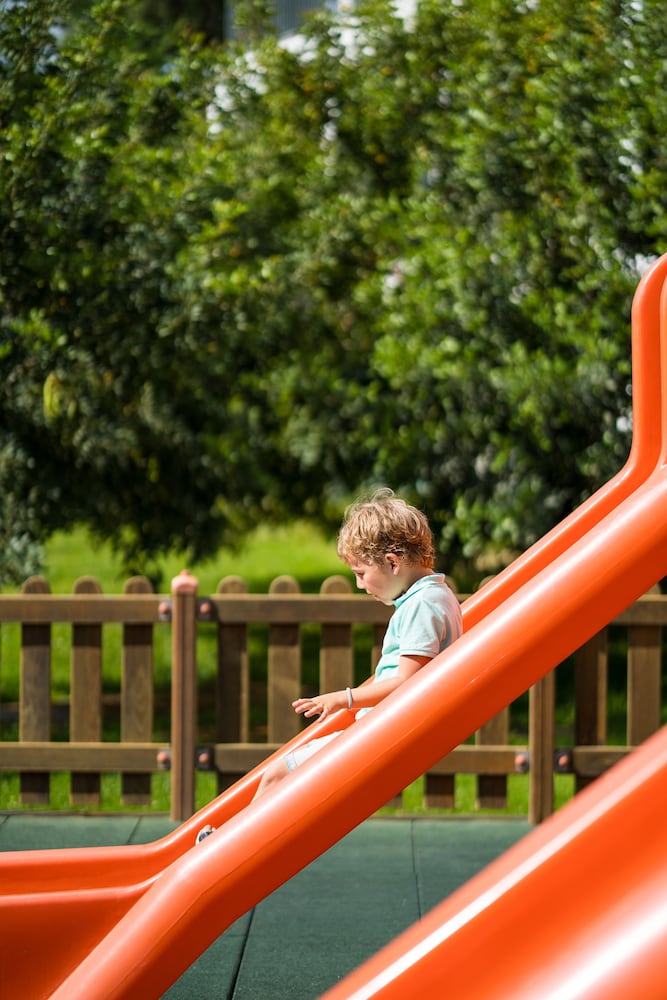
{"left": 337, "top": 488, "right": 435, "bottom": 569}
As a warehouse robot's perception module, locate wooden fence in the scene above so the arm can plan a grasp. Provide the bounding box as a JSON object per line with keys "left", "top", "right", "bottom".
{"left": 0, "top": 572, "right": 664, "bottom": 823}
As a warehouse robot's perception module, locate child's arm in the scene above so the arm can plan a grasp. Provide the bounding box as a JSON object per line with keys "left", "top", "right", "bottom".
{"left": 292, "top": 653, "right": 430, "bottom": 720}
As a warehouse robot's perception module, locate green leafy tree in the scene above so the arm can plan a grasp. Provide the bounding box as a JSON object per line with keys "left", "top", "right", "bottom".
{"left": 3, "top": 0, "right": 667, "bottom": 586}
{"left": 212, "top": 0, "right": 664, "bottom": 571}
{"left": 1, "top": 0, "right": 233, "bottom": 579}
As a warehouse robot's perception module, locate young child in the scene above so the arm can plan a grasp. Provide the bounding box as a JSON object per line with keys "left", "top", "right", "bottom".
{"left": 195, "top": 489, "right": 462, "bottom": 842}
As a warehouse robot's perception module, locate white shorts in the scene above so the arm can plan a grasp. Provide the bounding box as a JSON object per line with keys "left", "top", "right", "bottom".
{"left": 284, "top": 731, "right": 342, "bottom": 772}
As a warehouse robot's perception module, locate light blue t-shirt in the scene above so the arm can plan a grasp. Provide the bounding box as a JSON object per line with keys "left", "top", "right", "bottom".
{"left": 374, "top": 573, "right": 463, "bottom": 683}
{"left": 353, "top": 574, "right": 462, "bottom": 720}
{"left": 285, "top": 574, "right": 463, "bottom": 762}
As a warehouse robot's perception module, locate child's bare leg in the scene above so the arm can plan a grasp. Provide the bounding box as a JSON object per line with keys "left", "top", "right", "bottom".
{"left": 194, "top": 756, "right": 290, "bottom": 844}
{"left": 253, "top": 756, "right": 290, "bottom": 799}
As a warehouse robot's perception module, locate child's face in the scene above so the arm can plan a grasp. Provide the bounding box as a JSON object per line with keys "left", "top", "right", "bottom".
{"left": 346, "top": 555, "right": 403, "bottom": 606}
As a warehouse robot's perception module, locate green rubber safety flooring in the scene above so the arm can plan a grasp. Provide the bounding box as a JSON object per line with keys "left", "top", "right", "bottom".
{"left": 0, "top": 813, "right": 531, "bottom": 999}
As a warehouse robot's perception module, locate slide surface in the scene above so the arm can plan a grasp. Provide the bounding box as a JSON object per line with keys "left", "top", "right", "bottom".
{"left": 320, "top": 720, "right": 667, "bottom": 1000}
{"left": 1, "top": 255, "right": 666, "bottom": 999}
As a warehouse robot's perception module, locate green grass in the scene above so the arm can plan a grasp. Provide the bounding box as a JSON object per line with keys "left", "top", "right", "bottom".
{"left": 0, "top": 770, "right": 221, "bottom": 814}
{"left": 386, "top": 773, "right": 575, "bottom": 817}
{"left": 36, "top": 522, "right": 353, "bottom": 596}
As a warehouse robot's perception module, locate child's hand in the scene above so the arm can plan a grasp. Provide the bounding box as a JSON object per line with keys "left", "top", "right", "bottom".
{"left": 292, "top": 691, "right": 345, "bottom": 719}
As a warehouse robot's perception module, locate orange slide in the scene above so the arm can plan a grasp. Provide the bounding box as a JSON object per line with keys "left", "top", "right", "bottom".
{"left": 1, "top": 254, "right": 667, "bottom": 999}
{"left": 320, "top": 721, "right": 667, "bottom": 1000}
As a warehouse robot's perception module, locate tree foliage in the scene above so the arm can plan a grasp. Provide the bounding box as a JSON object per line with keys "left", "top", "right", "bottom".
{"left": 2, "top": 0, "right": 667, "bottom": 584}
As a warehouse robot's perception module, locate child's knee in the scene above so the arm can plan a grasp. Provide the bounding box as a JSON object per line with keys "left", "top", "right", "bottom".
{"left": 268, "top": 759, "right": 289, "bottom": 785}
{"left": 256, "top": 758, "right": 289, "bottom": 798}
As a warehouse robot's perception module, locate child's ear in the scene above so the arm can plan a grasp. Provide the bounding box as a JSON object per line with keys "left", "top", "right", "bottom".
{"left": 386, "top": 553, "right": 401, "bottom": 574}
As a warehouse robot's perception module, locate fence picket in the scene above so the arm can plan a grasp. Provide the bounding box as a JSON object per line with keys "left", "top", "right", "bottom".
{"left": 574, "top": 630, "right": 608, "bottom": 794}
{"left": 71, "top": 576, "right": 103, "bottom": 806}
{"left": 319, "top": 576, "right": 354, "bottom": 694}
{"left": 267, "top": 576, "right": 302, "bottom": 745}
{"left": 628, "top": 623, "right": 662, "bottom": 745}
{"left": 121, "top": 576, "right": 154, "bottom": 806}
{"left": 529, "top": 671, "right": 555, "bottom": 823}
{"left": 19, "top": 576, "right": 51, "bottom": 805}
{"left": 216, "top": 576, "right": 250, "bottom": 793}
{"left": 476, "top": 707, "right": 510, "bottom": 809}
{"left": 627, "top": 582, "right": 663, "bottom": 749}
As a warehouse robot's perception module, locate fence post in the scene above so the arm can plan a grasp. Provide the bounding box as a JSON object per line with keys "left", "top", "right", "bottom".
{"left": 171, "top": 569, "right": 198, "bottom": 821}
